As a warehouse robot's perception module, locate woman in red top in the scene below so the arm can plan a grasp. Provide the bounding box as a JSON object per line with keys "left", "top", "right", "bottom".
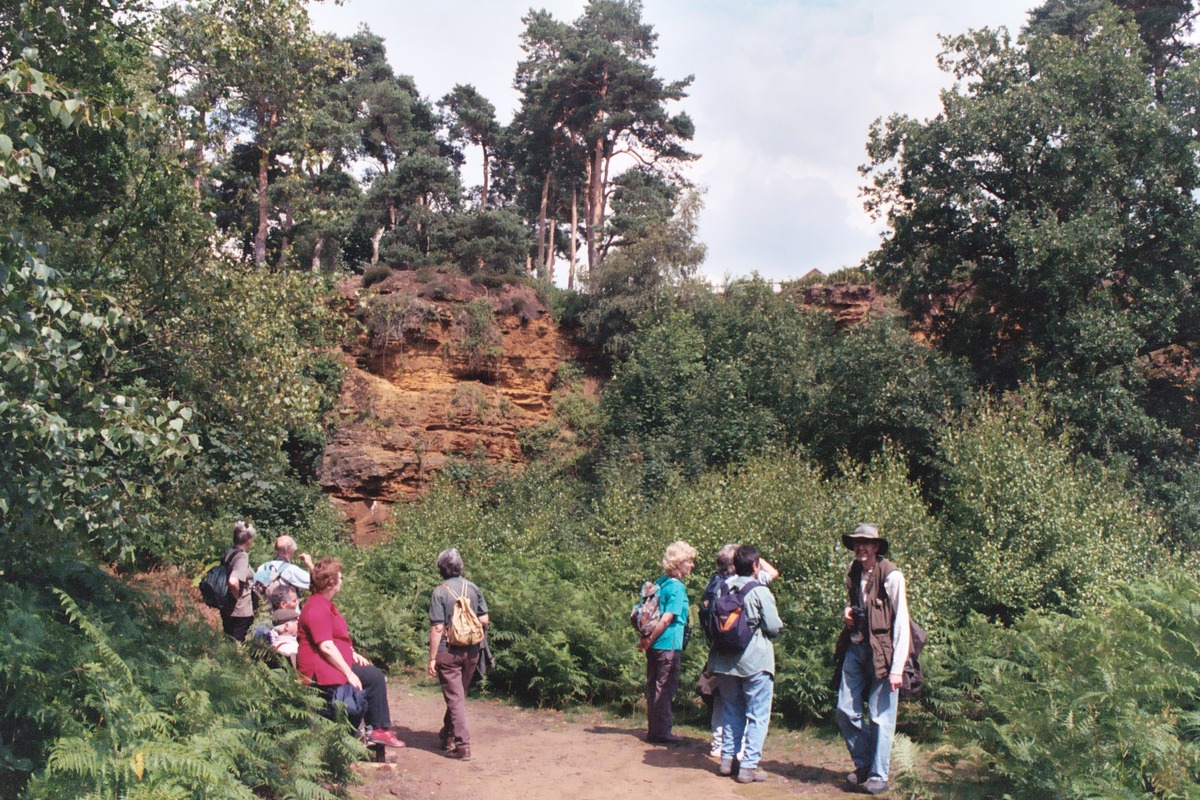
{"left": 297, "top": 557, "right": 405, "bottom": 749}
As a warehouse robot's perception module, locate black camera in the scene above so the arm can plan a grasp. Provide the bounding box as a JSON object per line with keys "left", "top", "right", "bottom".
{"left": 850, "top": 603, "right": 868, "bottom": 632}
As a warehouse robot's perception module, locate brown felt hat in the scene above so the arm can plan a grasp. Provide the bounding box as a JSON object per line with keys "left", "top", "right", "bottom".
{"left": 841, "top": 523, "right": 889, "bottom": 556}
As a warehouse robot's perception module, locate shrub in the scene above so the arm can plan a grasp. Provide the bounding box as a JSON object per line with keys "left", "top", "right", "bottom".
{"left": 455, "top": 298, "right": 502, "bottom": 379}
{"left": 933, "top": 391, "right": 1165, "bottom": 623}
{"left": 0, "top": 566, "right": 362, "bottom": 799}
{"left": 955, "top": 574, "right": 1200, "bottom": 798}
{"left": 361, "top": 263, "right": 391, "bottom": 288}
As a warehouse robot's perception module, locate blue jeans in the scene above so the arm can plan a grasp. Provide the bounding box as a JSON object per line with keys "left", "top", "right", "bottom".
{"left": 710, "top": 688, "right": 729, "bottom": 752}
{"left": 715, "top": 671, "right": 774, "bottom": 770}
{"left": 836, "top": 640, "right": 897, "bottom": 781}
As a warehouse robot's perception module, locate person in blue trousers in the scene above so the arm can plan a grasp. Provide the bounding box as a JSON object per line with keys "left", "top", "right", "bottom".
{"left": 708, "top": 544, "right": 783, "bottom": 784}
{"left": 835, "top": 523, "right": 911, "bottom": 796}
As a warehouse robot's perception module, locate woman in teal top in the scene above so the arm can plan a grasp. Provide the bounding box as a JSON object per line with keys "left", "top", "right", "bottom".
{"left": 637, "top": 540, "right": 697, "bottom": 743}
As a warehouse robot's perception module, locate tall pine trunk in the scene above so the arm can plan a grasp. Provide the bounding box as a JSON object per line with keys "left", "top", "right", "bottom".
{"left": 536, "top": 168, "right": 551, "bottom": 269}
{"left": 568, "top": 187, "right": 578, "bottom": 291}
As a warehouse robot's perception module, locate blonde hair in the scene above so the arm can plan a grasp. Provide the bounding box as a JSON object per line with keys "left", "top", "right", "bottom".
{"left": 662, "top": 541, "right": 698, "bottom": 578}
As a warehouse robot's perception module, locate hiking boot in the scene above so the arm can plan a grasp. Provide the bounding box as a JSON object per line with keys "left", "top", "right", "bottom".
{"left": 863, "top": 778, "right": 889, "bottom": 795}
{"left": 735, "top": 768, "right": 767, "bottom": 783}
{"left": 446, "top": 743, "right": 472, "bottom": 761}
{"left": 647, "top": 732, "right": 682, "bottom": 744}
{"left": 366, "top": 728, "right": 406, "bottom": 748}
{"left": 847, "top": 766, "right": 870, "bottom": 785}
{"left": 718, "top": 757, "right": 735, "bottom": 776}
{"left": 438, "top": 728, "right": 455, "bottom": 752}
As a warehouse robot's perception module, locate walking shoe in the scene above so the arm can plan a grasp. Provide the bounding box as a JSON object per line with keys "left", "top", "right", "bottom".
{"left": 446, "top": 743, "right": 472, "bottom": 761}
{"left": 847, "top": 766, "right": 870, "bottom": 785}
{"left": 718, "top": 757, "right": 735, "bottom": 776}
{"left": 735, "top": 768, "right": 767, "bottom": 783}
{"left": 366, "top": 728, "right": 406, "bottom": 748}
{"left": 438, "top": 728, "right": 455, "bottom": 752}
{"left": 647, "top": 733, "right": 682, "bottom": 744}
{"left": 863, "top": 778, "right": 889, "bottom": 795}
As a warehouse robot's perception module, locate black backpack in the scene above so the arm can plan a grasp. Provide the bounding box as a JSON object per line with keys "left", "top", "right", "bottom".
{"left": 198, "top": 548, "right": 236, "bottom": 610}
{"left": 697, "top": 573, "right": 723, "bottom": 643}
{"left": 705, "top": 579, "right": 760, "bottom": 654}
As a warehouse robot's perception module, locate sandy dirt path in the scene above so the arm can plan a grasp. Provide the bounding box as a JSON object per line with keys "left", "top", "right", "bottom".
{"left": 350, "top": 679, "right": 861, "bottom": 800}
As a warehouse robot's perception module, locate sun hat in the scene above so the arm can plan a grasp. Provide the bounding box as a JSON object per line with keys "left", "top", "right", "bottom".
{"left": 841, "top": 523, "right": 889, "bottom": 556}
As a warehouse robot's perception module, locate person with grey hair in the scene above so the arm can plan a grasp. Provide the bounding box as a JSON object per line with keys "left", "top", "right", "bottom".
{"left": 428, "top": 548, "right": 489, "bottom": 761}
{"left": 835, "top": 523, "right": 911, "bottom": 796}
{"left": 253, "top": 534, "right": 314, "bottom": 603}
{"left": 220, "top": 521, "right": 257, "bottom": 641}
{"left": 701, "top": 544, "right": 781, "bottom": 757}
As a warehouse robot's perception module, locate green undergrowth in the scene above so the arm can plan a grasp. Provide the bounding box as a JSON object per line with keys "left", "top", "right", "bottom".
{"left": 0, "top": 562, "right": 364, "bottom": 800}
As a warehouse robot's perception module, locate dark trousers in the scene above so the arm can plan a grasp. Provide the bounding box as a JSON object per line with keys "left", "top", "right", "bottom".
{"left": 222, "top": 614, "right": 252, "bottom": 642}
{"left": 436, "top": 647, "right": 480, "bottom": 745}
{"left": 645, "top": 648, "right": 681, "bottom": 738}
{"left": 319, "top": 664, "right": 392, "bottom": 731}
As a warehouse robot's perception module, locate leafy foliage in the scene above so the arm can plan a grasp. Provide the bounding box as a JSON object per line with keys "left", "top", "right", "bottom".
{"left": 933, "top": 392, "right": 1165, "bottom": 623}
{"left": 1, "top": 568, "right": 363, "bottom": 800}
{"left": 956, "top": 574, "right": 1200, "bottom": 798}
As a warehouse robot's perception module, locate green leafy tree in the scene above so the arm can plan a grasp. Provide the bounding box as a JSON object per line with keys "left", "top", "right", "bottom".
{"left": 863, "top": 12, "right": 1200, "bottom": 538}
{"left": 514, "top": 0, "right": 696, "bottom": 274}
{"left": 168, "top": 0, "right": 348, "bottom": 266}
{"left": 933, "top": 392, "right": 1164, "bottom": 623}
{"left": 1025, "top": 0, "right": 1195, "bottom": 95}
{"left": 438, "top": 83, "right": 502, "bottom": 209}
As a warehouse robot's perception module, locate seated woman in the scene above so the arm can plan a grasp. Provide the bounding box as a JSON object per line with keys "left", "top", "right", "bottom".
{"left": 297, "top": 557, "right": 406, "bottom": 749}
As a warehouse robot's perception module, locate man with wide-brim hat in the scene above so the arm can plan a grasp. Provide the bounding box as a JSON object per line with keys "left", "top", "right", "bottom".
{"left": 834, "top": 523, "right": 910, "bottom": 796}
{"left": 841, "top": 523, "right": 889, "bottom": 556}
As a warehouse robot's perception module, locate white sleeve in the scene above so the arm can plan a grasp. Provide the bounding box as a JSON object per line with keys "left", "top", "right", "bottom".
{"left": 885, "top": 570, "right": 910, "bottom": 677}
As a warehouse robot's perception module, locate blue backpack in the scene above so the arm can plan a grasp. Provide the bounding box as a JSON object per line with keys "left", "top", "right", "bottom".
{"left": 705, "top": 579, "right": 760, "bottom": 654}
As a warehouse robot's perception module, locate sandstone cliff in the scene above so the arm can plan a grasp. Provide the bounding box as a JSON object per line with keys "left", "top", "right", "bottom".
{"left": 319, "top": 271, "right": 580, "bottom": 543}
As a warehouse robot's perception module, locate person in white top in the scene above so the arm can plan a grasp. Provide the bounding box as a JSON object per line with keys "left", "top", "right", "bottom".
{"left": 834, "top": 523, "right": 910, "bottom": 796}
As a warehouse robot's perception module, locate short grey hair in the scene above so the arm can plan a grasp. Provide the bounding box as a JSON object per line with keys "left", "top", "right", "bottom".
{"left": 437, "top": 548, "right": 464, "bottom": 578}
{"left": 716, "top": 543, "right": 738, "bottom": 576}
{"left": 232, "top": 520, "right": 256, "bottom": 546}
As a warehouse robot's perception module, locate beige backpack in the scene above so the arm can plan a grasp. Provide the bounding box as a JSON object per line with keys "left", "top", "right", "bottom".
{"left": 443, "top": 581, "right": 484, "bottom": 647}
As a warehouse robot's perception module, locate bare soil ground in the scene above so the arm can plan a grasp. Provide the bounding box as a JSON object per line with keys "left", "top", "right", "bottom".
{"left": 351, "top": 678, "right": 864, "bottom": 800}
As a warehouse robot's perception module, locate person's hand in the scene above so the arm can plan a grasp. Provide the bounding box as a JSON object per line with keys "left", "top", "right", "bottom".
{"left": 888, "top": 674, "right": 903, "bottom": 692}
{"left": 842, "top": 606, "right": 855, "bottom": 628}
{"left": 298, "top": 552, "right": 314, "bottom": 570}
{"left": 347, "top": 672, "right": 363, "bottom": 691}
{"left": 427, "top": 658, "right": 438, "bottom": 678}
{"left": 636, "top": 635, "right": 651, "bottom": 652}
{"left": 352, "top": 651, "right": 371, "bottom": 666}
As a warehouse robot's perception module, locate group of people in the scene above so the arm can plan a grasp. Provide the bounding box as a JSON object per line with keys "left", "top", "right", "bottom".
{"left": 214, "top": 523, "right": 488, "bottom": 759}
{"left": 212, "top": 520, "right": 909, "bottom": 794}
{"left": 638, "top": 524, "right": 910, "bottom": 796}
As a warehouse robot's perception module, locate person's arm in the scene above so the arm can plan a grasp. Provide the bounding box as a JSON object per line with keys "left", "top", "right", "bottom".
{"left": 428, "top": 624, "right": 444, "bottom": 677}
{"left": 636, "top": 612, "right": 675, "bottom": 651}
{"left": 298, "top": 552, "right": 314, "bottom": 571}
{"left": 227, "top": 552, "right": 248, "bottom": 596}
{"left": 757, "top": 557, "right": 780, "bottom": 584}
{"left": 754, "top": 588, "right": 784, "bottom": 637}
{"left": 318, "top": 640, "right": 362, "bottom": 690}
{"left": 885, "top": 571, "right": 911, "bottom": 691}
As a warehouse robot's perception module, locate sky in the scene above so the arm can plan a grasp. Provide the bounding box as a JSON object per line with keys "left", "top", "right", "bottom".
{"left": 307, "top": 0, "right": 1035, "bottom": 285}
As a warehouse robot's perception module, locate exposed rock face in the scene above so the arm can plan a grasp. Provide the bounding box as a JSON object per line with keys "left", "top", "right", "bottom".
{"left": 319, "top": 271, "right": 579, "bottom": 542}
{"left": 783, "top": 283, "right": 893, "bottom": 329}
